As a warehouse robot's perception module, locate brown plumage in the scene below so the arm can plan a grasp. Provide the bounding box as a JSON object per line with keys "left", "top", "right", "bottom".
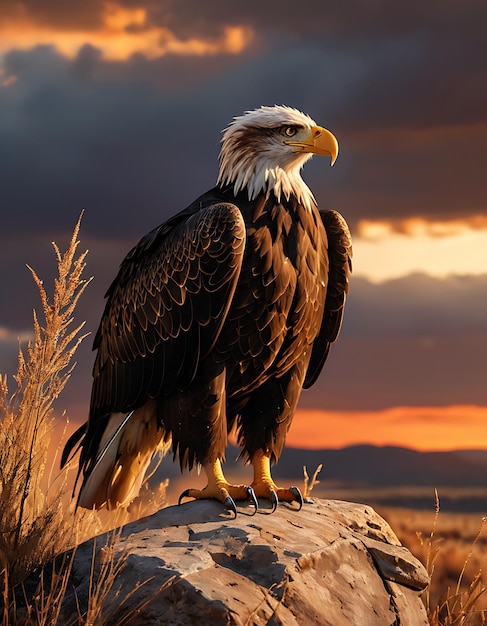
{"left": 62, "top": 105, "right": 352, "bottom": 513}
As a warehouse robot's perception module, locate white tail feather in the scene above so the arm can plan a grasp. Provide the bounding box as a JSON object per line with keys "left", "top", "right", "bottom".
{"left": 78, "top": 402, "right": 169, "bottom": 509}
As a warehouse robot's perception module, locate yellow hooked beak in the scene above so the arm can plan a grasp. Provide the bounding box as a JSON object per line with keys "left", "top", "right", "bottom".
{"left": 285, "top": 125, "right": 339, "bottom": 165}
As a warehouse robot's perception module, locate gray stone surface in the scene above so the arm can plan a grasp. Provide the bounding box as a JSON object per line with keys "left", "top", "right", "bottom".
{"left": 65, "top": 498, "right": 429, "bottom": 625}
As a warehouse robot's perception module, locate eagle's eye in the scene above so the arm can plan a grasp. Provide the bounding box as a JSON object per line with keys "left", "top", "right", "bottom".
{"left": 281, "top": 126, "right": 299, "bottom": 138}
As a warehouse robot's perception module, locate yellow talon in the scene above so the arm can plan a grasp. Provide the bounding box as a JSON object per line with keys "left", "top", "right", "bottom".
{"left": 251, "top": 450, "right": 303, "bottom": 510}
{"left": 178, "top": 459, "right": 257, "bottom": 515}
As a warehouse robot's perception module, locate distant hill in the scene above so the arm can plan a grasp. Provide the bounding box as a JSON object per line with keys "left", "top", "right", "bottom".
{"left": 272, "top": 445, "right": 487, "bottom": 488}
{"left": 154, "top": 444, "right": 487, "bottom": 488}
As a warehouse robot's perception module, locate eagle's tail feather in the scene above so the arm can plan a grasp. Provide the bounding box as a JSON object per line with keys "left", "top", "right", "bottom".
{"left": 78, "top": 401, "right": 170, "bottom": 510}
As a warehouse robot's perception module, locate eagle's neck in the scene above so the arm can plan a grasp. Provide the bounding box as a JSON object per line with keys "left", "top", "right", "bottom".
{"left": 217, "top": 153, "right": 316, "bottom": 212}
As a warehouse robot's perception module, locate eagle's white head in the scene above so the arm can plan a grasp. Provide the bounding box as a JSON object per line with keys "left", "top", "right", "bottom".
{"left": 217, "top": 105, "right": 338, "bottom": 211}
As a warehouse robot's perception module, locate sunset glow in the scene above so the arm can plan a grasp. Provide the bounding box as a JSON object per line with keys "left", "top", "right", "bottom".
{"left": 288, "top": 406, "right": 487, "bottom": 451}
{"left": 62, "top": 405, "right": 487, "bottom": 455}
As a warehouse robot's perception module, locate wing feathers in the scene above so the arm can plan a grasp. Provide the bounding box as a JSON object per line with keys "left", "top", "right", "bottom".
{"left": 90, "top": 202, "right": 246, "bottom": 419}
{"left": 303, "top": 209, "right": 352, "bottom": 389}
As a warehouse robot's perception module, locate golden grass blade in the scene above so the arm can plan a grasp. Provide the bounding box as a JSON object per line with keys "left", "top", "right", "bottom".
{"left": 0, "top": 213, "right": 90, "bottom": 586}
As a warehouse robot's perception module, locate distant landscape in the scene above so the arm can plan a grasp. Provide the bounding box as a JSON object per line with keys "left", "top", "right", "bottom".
{"left": 155, "top": 444, "right": 487, "bottom": 513}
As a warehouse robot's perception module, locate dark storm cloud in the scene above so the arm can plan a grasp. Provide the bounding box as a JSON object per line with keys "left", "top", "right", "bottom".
{"left": 0, "top": 45, "right": 223, "bottom": 238}
{"left": 345, "top": 274, "right": 487, "bottom": 339}
{"left": 146, "top": 1, "right": 487, "bottom": 131}
{"left": 0, "top": 44, "right": 299, "bottom": 239}
{"left": 4, "top": 0, "right": 485, "bottom": 36}
{"left": 1, "top": 33, "right": 486, "bottom": 242}
{"left": 2, "top": 0, "right": 486, "bottom": 129}
{"left": 304, "top": 334, "right": 487, "bottom": 411}
{"left": 329, "top": 123, "right": 487, "bottom": 224}
{"left": 1, "top": 0, "right": 486, "bottom": 236}
{"left": 143, "top": 1, "right": 487, "bottom": 129}
{"left": 145, "top": 0, "right": 486, "bottom": 41}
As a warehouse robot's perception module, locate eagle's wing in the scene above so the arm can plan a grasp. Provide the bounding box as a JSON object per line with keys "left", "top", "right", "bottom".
{"left": 89, "top": 201, "right": 246, "bottom": 420}
{"left": 303, "top": 209, "right": 352, "bottom": 389}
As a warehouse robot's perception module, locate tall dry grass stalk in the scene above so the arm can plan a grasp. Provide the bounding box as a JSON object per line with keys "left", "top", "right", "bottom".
{"left": 417, "top": 491, "right": 487, "bottom": 625}
{"left": 0, "top": 217, "right": 169, "bottom": 624}
{"left": 0, "top": 214, "right": 91, "bottom": 586}
{"left": 426, "top": 520, "right": 487, "bottom": 625}
{"left": 302, "top": 463, "right": 322, "bottom": 501}
{"left": 80, "top": 529, "right": 128, "bottom": 625}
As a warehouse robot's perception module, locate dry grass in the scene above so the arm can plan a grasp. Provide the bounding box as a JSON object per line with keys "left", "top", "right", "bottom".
{"left": 0, "top": 217, "right": 168, "bottom": 624}
{"left": 0, "top": 215, "right": 94, "bottom": 624}
{"left": 19, "top": 550, "right": 76, "bottom": 626}
{"left": 80, "top": 529, "right": 128, "bottom": 625}
{"left": 379, "top": 495, "right": 487, "bottom": 625}
{"left": 424, "top": 508, "right": 487, "bottom": 626}
{"left": 0, "top": 214, "right": 91, "bottom": 589}
{"left": 77, "top": 527, "right": 175, "bottom": 626}
{"left": 302, "top": 463, "right": 322, "bottom": 501}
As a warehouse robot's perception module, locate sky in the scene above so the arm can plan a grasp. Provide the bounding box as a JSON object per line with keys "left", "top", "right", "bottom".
{"left": 0, "top": 0, "right": 486, "bottom": 453}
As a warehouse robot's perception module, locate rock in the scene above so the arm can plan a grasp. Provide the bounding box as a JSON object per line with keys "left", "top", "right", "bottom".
{"left": 63, "top": 498, "right": 429, "bottom": 625}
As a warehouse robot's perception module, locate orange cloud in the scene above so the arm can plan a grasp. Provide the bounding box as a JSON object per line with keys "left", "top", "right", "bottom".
{"left": 0, "top": 2, "right": 253, "bottom": 61}
{"left": 353, "top": 215, "right": 487, "bottom": 281}
{"left": 357, "top": 215, "right": 487, "bottom": 240}
{"left": 287, "top": 405, "right": 487, "bottom": 451}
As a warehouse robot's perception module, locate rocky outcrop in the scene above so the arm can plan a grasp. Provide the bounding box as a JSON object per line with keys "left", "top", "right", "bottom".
{"left": 65, "top": 498, "right": 429, "bottom": 625}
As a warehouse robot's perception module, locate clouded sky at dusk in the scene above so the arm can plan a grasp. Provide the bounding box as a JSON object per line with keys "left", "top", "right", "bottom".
{"left": 1, "top": 0, "right": 486, "bottom": 451}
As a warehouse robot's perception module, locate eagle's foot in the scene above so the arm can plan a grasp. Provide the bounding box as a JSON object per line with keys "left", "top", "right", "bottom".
{"left": 178, "top": 459, "right": 258, "bottom": 517}
{"left": 251, "top": 450, "right": 304, "bottom": 512}
{"left": 251, "top": 481, "right": 303, "bottom": 512}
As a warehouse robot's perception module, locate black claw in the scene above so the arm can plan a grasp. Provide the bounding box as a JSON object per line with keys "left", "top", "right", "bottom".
{"left": 289, "top": 486, "right": 304, "bottom": 511}
{"left": 224, "top": 495, "right": 238, "bottom": 518}
{"left": 269, "top": 489, "right": 279, "bottom": 514}
{"left": 246, "top": 486, "right": 258, "bottom": 515}
{"left": 178, "top": 489, "right": 190, "bottom": 505}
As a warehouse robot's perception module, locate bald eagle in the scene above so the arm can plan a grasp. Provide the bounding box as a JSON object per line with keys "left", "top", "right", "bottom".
{"left": 62, "top": 105, "right": 352, "bottom": 515}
